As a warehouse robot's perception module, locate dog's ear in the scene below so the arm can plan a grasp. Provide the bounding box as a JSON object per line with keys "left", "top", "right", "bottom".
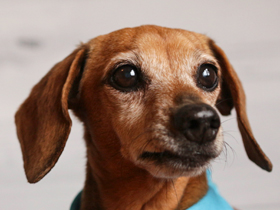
{"left": 209, "top": 40, "right": 272, "bottom": 172}
{"left": 15, "top": 46, "right": 87, "bottom": 183}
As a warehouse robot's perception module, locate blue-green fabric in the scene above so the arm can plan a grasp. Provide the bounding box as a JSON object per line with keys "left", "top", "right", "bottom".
{"left": 70, "top": 170, "right": 233, "bottom": 210}
{"left": 187, "top": 170, "right": 234, "bottom": 210}
{"left": 70, "top": 190, "right": 82, "bottom": 210}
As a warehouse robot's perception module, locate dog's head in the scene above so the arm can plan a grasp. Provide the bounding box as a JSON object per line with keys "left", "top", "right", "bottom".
{"left": 15, "top": 25, "right": 272, "bottom": 183}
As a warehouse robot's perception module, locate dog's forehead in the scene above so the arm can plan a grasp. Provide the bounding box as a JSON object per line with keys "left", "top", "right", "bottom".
{"left": 89, "top": 25, "right": 214, "bottom": 62}
{"left": 134, "top": 27, "right": 209, "bottom": 55}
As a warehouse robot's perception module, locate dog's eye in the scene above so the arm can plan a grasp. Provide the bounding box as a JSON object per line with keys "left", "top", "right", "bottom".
{"left": 197, "top": 64, "right": 218, "bottom": 91}
{"left": 111, "top": 65, "right": 139, "bottom": 90}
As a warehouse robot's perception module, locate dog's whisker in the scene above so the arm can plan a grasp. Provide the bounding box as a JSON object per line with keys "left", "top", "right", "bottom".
{"left": 171, "top": 180, "right": 179, "bottom": 203}
{"left": 223, "top": 130, "right": 238, "bottom": 133}
{"left": 217, "top": 141, "right": 236, "bottom": 169}
{"left": 165, "top": 180, "right": 168, "bottom": 200}
{"left": 222, "top": 131, "right": 238, "bottom": 144}
{"left": 215, "top": 98, "right": 232, "bottom": 106}
{"left": 130, "top": 129, "right": 155, "bottom": 142}
{"left": 224, "top": 141, "right": 236, "bottom": 159}
{"left": 221, "top": 117, "right": 235, "bottom": 124}
{"left": 222, "top": 142, "right": 229, "bottom": 167}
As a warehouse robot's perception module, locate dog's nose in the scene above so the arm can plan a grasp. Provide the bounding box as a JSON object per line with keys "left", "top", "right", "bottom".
{"left": 173, "top": 104, "right": 220, "bottom": 144}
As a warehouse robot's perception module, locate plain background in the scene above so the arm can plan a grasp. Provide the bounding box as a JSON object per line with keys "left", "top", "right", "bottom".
{"left": 1, "top": 0, "right": 279, "bottom": 209}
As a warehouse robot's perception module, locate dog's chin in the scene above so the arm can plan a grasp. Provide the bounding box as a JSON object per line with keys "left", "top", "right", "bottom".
{"left": 136, "top": 150, "right": 217, "bottom": 179}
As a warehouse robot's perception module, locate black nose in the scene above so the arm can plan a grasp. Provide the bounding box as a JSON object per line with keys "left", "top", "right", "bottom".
{"left": 173, "top": 104, "right": 221, "bottom": 144}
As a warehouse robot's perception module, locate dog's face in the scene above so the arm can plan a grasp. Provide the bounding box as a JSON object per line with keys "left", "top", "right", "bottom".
{"left": 82, "top": 25, "right": 223, "bottom": 178}
{"left": 15, "top": 25, "right": 272, "bottom": 183}
{"left": 81, "top": 27, "right": 225, "bottom": 178}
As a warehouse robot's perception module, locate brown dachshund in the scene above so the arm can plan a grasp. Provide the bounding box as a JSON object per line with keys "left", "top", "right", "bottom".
{"left": 15, "top": 25, "right": 272, "bottom": 210}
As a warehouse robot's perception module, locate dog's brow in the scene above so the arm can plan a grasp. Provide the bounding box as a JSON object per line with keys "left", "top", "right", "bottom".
{"left": 193, "top": 50, "right": 218, "bottom": 66}
{"left": 102, "top": 51, "right": 140, "bottom": 78}
{"left": 110, "top": 51, "right": 138, "bottom": 63}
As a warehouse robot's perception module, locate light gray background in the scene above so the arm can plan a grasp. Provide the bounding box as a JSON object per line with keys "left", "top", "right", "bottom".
{"left": 1, "top": 0, "right": 279, "bottom": 209}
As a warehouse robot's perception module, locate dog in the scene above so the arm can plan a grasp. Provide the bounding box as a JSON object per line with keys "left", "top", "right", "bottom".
{"left": 15, "top": 25, "right": 272, "bottom": 210}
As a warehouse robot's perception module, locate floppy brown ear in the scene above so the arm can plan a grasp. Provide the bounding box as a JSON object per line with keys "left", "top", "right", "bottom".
{"left": 210, "top": 40, "right": 272, "bottom": 172}
{"left": 15, "top": 46, "right": 87, "bottom": 183}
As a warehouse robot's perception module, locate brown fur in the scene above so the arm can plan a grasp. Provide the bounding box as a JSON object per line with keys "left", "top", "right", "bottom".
{"left": 15, "top": 25, "right": 272, "bottom": 210}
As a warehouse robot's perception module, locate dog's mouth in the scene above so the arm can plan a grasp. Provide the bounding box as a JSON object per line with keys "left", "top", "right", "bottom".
{"left": 139, "top": 149, "right": 215, "bottom": 170}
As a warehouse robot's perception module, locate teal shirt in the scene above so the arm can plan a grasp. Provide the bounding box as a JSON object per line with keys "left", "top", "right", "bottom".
{"left": 187, "top": 170, "right": 233, "bottom": 210}
{"left": 70, "top": 170, "right": 233, "bottom": 210}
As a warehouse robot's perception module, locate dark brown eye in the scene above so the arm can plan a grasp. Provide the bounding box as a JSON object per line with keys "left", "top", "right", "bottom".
{"left": 197, "top": 64, "right": 218, "bottom": 91}
{"left": 111, "top": 65, "right": 139, "bottom": 90}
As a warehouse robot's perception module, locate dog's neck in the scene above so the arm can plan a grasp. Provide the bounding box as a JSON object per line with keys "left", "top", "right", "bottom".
{"left": 79, "top": 130, "right": 208, "bottom": 210}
